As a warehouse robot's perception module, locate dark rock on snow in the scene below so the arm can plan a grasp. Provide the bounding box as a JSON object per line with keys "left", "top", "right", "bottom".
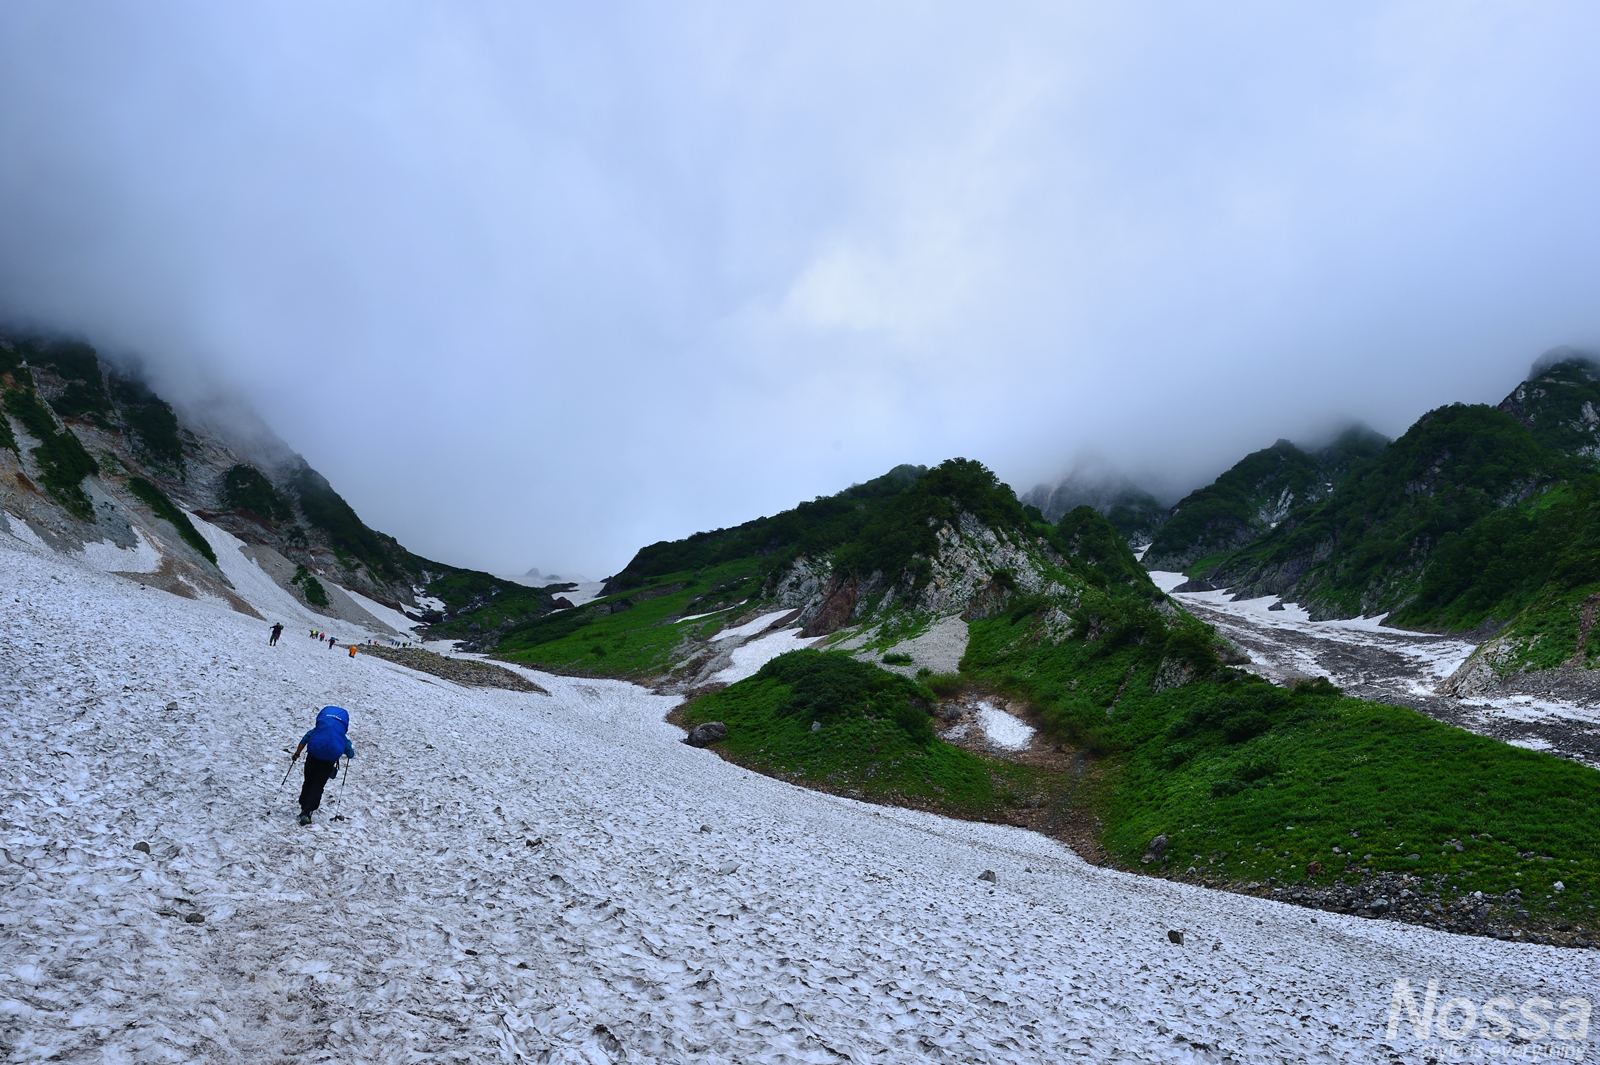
{"left": 685, "top": 722, "right": 728, "bottom": 748}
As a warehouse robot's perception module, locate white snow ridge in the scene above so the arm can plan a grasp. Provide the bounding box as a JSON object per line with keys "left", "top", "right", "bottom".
{"left": 2, "top": 537, "right": 1592, "bottom": 1062}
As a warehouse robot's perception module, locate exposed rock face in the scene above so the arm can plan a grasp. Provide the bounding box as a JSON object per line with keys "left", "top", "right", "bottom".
{"left": 1440, "top": 636, "right": 1516, "bottom": 697}
{"left": 912, "top": 513, "right": 1055, "bottom": 616}
{"left": 771, "top": 511, "right": 1059, "bottom": 635}
{"left": 959, "top": 575, "right": 1015, "bottom": 622}
{"left": 800, "top": 575, "right": 861, "bottom": 637}
{"left": 1152, "top": 657, "right": 1197, "bottom": 692}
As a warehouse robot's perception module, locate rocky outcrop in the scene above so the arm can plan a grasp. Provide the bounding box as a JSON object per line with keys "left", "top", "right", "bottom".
{"left": 684, "top": 721, "right": 728, "bottom": 747}
{"left": 770, "top": 511, "right": 1058, "bottom": 636}
{"left": 800, "top": 575, "right": 862, "bottom": 637}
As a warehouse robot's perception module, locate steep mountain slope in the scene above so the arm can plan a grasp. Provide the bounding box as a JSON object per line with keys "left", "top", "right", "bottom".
{"left": 1140, "top": 426, "right": 1387, "bottom": 572}
{"left": 1021, "top": 469, "right": 1168, "bottom": 543}
{"left": 1496, "top": 347, "right": 1600, "bottom": 460}
{"left": 0, "top": 332, "right": 561, "bottom": 629}
{"left": 1205, "top": 404, "right": 1554, "bottom": 619}
{"left": 1171, "top": 351, "right": 1600, "bottom": 697}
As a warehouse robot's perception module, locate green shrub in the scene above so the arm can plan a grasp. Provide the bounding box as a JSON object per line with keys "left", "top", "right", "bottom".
{"left": 3, "top": 388, "right": 99, "bottom": 518}
{"left": 881, "top": 651, "right": 913, "bottom": 665}
{"left": 126, "top": 477, "right": 217, "bottom": 564}
{"left": 290, "top": 466, "right": 397, "bottom": 578}
{"left": 222, "top": 464, "right": 293, "bottom": 521}
{"left": 291, "top": 564, "right": 330, "bottom": 606}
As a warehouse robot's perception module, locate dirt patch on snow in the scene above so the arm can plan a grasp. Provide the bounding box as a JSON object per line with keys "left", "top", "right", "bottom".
{"left": 359, "top": 644, "right": 549, "bottom": 693}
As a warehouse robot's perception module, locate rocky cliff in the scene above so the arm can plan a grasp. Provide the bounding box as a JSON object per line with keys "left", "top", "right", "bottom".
{"left": 0, "top": 333, "right": 442, "bottom": 625}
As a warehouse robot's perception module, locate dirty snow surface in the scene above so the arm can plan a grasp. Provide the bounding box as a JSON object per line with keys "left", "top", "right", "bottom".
{"left": 3, "top": 539, "right": 1594, "bottom": 1063}
{"left": 1150, "top": 571, "right": 1600, "bottom": 768}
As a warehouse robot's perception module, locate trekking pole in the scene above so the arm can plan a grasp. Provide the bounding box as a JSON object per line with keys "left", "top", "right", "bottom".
{"left": 279, "top": 748, "right": 301, "bottom": 786}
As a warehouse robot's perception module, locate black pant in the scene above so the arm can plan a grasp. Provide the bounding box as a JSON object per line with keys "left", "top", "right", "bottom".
{"left": 299, "top": 756, "right": 338, "bottom": 814}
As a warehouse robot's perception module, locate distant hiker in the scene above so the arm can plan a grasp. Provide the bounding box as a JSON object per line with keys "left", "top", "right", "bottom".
{"left": 290, "top": 705, "right": 355, "bottom": 825}
{"left": 327, "top": 636, "right": 336, "bottom": 649}
{"left": 348, "top": 644, "right": 357, "bottom": 658}
{"left": 269, "top": 622, "right": 284, "bottom": 646}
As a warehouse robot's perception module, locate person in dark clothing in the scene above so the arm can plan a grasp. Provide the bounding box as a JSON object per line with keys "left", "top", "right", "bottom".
{"left": 291, "top": 705, "right": 355, "bottom": 825}
{"left": 269, "top": 622, "right": 284, "bottom": 645}
{"left": 327, "top": 636, "right": 336, "bottom": 650}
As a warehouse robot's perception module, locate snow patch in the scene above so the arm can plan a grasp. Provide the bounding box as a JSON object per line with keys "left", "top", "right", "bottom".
{"left": 712, "top": 627, "right": 821, "bottom": 684}
{"left": 975, "top": 701, "right": 1035, "bottom": 750}
{"left": 78, "top": 527, "right": 163, "bottom": 573}
{"left": 712, "top": 609, "right": 793, "bottom": 642}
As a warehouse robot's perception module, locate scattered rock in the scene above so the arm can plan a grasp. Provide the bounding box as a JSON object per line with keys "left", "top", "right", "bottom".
{"left": 718, "top": 861, "right": 739, "bottom": 875}
{"left": 1305, "top": 861, "right": 1323, "bottom": 875}
{"left": 133, "top": 841, "right": 151, "bottom": 854}
{"left": 1167, "top": 930, "right": 1184, "bottom": 945}
{"left": 977, "top": 870, "right": 997, "bottom": 883}
{"left": 184, "top": 912, "right": 205, "bottom": 924}
{"left": 1554, "top": 881, "right": 1565, "bottom": 893}
{"left": 684, "top": 722, "right": 728, "bottom": 748}
{"left": 1405, "top": 853, "right": 1420, "bottom": 860}
{"left": 1170, "top": 579, "right": 1218, "bottom": 593}
{"left": 1141, "top": 834, "right": 1169, "bottom": 864}
{"left": 811, "top": 721, "right": 821, "bottom": 732}
{"left": 164, "top": 702, "right": 179, "bottom": 712}
{"left": 1267, "top": 602, "right": 1286, "bottom": 611}
{"left": 357, "top": 644, "right": 548, "bottom": 692}
{"left": 699, "top": 825, "right": 712, "bottom": 833}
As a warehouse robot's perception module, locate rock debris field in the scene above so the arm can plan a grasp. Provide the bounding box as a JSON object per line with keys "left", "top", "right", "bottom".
{"left": 2, "top": 528, "right": 1596, "bottom": 1063}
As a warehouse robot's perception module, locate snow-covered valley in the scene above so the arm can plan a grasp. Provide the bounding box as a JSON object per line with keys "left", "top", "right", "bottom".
{"left": 3, "top": 534, "right": 1596, "bottom": 1062}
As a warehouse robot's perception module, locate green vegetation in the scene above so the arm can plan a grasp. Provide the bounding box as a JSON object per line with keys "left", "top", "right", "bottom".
{"left": 222, "top": 464, "right": 293, "bottom": 521}
{"left": 960, "top": 587, "right": 1599, "bottom": 909}
{"left": 1214, "top": 404, "right": 1562, "bottom": 622}
{"left": 607, "top": 463, "right": 928, "bottom": 590}
{"left": 881, "top": 652, "right": 913, "bottom": 665}
{"left": 29, "top": 340, "right": 114, "bottom": 424}
{"left": 289, "top": 466, "right": 409, "bottom": 579}
{"left": 291, "top": 564, "right": 330, "bottom": 607}
{"left": 126, "top": 476, "right": 217, "bottom": 564}
{"left": 110, "top": 372, "right": 186, "bottom": 469}
{"left": 1497, "top": 354, "right": 1600, "bottom": 460}
{"left": 1144, "top": 428, "right": 1387, "bottom": 571}
{"left": 493, "top": 559, "right": 765, "bottom": 677}
{"left": 682, "top": 651, "right": 1041, "bottom": 814}
{"left": 2, "top": 387, "right": 100, "bottom": 518}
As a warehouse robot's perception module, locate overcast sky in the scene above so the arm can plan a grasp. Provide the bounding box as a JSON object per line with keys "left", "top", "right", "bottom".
{"left": 3, "top": 3, "right": 1599, "bottom": 577}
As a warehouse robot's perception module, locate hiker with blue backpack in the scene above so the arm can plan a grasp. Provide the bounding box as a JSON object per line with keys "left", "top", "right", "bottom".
{"left": 288, "top": 705, "right": 355, "bottom": 825}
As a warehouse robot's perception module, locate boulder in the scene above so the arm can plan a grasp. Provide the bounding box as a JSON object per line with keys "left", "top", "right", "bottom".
{"left": 1141, "top": 834, "right": 1169, "bottom": 864}
{"left": 684, "top": 722, "right": 727, "bottom": 748}
{"left": 1167, "top": 930, "right": 1184, "bottom": 945}
{"left": 977, "top": 870, "right": 997, "bottom": 883}
{"left": 1170, "top": 579, "right": 1218, "bottom": 593}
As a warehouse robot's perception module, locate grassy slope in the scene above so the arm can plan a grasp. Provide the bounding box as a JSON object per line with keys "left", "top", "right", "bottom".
{"left": 491, "top": 558, "right": 765, "bottom": 677}
{"left": 681, "top": 649, "right": 1046, "bottom": 818}
{"left": 959, "top": 568, "right": 1599, "bottom": 914}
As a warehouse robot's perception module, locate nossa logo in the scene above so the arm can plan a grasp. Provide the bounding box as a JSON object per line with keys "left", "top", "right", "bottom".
{"left": 1386, "top": 979, "right": 1590, "bottom": 1044}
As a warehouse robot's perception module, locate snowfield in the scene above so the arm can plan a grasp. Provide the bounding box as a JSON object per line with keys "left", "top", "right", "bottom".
{"left": 3, "top": 537, "right": 1595, "bottom": 1063}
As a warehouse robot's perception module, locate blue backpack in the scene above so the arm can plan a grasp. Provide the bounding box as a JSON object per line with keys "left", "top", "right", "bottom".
{"left": 305, "top": 705, "right": 351, "bottom": 761}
